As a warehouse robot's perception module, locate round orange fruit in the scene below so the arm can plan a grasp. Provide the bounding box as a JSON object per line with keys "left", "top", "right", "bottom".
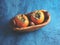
{"left": 30, "top": 10, "right": 44, "bottom": 24}
{"left": 14, "top": 14, "right": 29, "bottom": 27}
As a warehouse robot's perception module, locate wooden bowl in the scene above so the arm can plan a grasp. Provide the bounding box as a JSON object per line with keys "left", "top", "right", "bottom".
{"left": 10, "top": 10, "right": 50, "bottom": 32}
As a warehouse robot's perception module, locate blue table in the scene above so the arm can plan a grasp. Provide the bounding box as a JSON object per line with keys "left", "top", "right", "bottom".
{"left": 0, "top": 0, "right": 60, "bottom": 45}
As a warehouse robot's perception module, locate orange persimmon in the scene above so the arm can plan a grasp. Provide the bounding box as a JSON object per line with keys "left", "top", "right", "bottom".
{"left": 14, "top": 14, "right": 29, "bottom": 27}
{"left": 30, "top": 10, "right": 44, "bottom": 24}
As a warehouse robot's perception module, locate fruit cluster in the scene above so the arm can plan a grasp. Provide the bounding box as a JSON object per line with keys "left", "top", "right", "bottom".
{"left": 13, "top": 10, "right": 45, "bottom": 28}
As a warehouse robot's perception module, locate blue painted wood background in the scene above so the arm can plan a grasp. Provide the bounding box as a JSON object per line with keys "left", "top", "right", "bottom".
{"left": 0, "top": 0, "right": 60, "bottom": 45}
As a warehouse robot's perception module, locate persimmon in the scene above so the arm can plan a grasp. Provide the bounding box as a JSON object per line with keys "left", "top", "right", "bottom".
{"left": 30, "top": 10, "right": 44, "bottom": 24}
{"left": 14, "top": 14, "right": 29, "bottom": 27}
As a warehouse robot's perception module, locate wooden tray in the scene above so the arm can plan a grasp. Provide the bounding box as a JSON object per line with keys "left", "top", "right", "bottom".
{"left": 10, "top": 10, "right": 50, "bottom": 32}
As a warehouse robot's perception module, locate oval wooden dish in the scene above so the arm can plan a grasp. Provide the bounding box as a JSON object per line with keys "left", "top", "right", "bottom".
{"left": 10, "top": 10, "right": 50, "bottom": 32}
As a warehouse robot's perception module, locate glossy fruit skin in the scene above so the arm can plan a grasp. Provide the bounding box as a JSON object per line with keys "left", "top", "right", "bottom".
{"left": 30, "top": 10, "right": 44, "bottom": 24}
{"left": 14, "top": 14, "right": 29, "bottom": 27}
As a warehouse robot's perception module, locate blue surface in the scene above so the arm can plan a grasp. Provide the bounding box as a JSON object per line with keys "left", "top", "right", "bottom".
{"left": 0, "top": 0, "right": 60, "bottom": 45}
